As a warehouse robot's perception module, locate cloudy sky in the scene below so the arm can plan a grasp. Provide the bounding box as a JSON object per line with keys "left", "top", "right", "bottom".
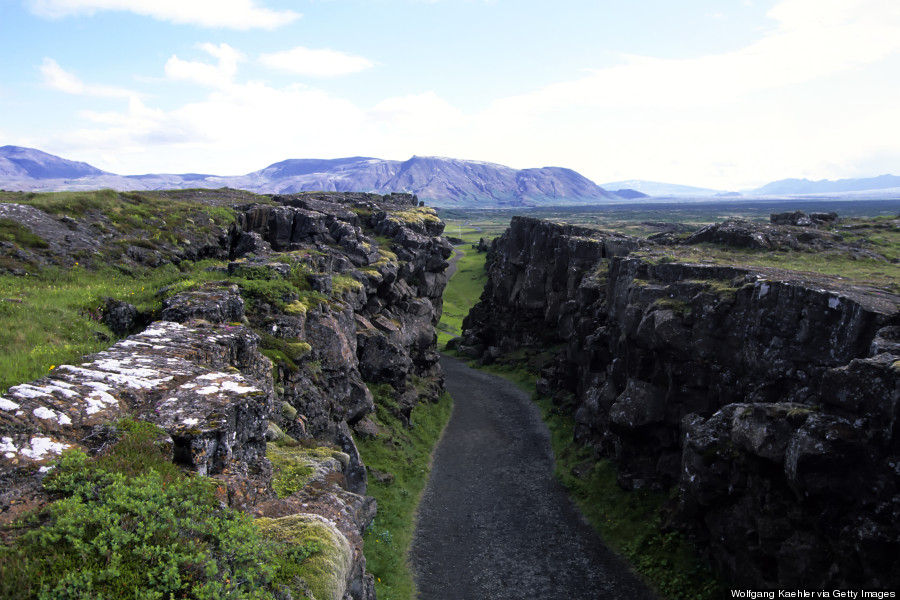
{"left": 1, "top": 0, "right": 899, "bottom": 190}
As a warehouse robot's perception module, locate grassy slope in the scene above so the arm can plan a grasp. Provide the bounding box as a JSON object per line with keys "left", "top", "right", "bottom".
{"left": 0, "top": 263, "right": 224, "bottom": 393}
{"left": 355, "top": 386, "right": 453, "bottom": 600}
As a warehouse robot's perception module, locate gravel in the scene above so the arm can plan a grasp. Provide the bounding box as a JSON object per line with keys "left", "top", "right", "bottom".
{"left": 410, "top": 355, "right": 658, "bottom": 600}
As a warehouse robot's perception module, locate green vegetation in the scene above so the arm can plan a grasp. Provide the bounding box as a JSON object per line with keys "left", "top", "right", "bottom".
{"left": 355, "top": 385, "right": 453, "bottom": 600}
{"left": 0, "top": 218, "right": 49, "bottom": 249}
{"left": 435, "top": 246, "right": 488, "bottom": 346}
{"left": 255, "top": 515, "right": 346, "bottom": 600}
{"left": 0, "top": 262, "right": 226, "bottom": 394}
{"left": 0, "top": 420, "right": 324, "bottom": 600}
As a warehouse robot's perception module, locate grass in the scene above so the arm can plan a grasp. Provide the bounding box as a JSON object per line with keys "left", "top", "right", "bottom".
{"left": 355, "top": 385, "right": 453, "bottom": 600}
{"left": 435, "top": 245, "right": 488, "bottom": 347}
{"left": 0, "top": 261, "right": 226, "bottom": 394}
{"left": 635, "top": 237, "right": 900, "bottom": 292}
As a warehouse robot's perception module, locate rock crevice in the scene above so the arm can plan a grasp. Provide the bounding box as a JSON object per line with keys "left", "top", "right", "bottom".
{"left": 460, "top": 215, "right": 900, "bottom": 589}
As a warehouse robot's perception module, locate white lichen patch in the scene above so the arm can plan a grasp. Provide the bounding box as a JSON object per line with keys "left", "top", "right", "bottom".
{"left": 7, "top": 384, "right": 51, "bottom": 399}
{"left": 195, "top": 386, "right": 222, "bottom": 395}
{"left": 0, "top": 397, "right": 20, "bottom": 411}
{"left": 88, "top": 358, "right": 165, "bottom": 379}
{"left": 222, "top": 379, "right": 258, "bottom": 394}
{"left": 85, "top": 390, "right": 118, "bottom": 415}
{"left": 20, "top": 436, "right": 69, "bottom": 460}
{"left": 59, "top": 365, "right": 173, "bottom": 390}
{"left": 193, "top": 373, "right": 258, "bottom": 396}
{"left": 141, "top": 322, "right": 185, "bottom": 338}
{"left": 33, "top": 406, "right": 73, "bottom": 426}
{"left": 182, "top": 418, "right": 200, "bottom": 427}
{"left": 119, "top": 339, "right": 152, "bottom": 348}
{"left": 1, "top": 436, "right": 17, "bottom": 458}
{"left": 83, "top": 380, "right": 113, "bottom": 393}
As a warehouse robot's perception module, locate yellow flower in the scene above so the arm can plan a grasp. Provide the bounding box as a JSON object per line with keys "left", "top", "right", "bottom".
{"left": 49, "top": 365, "right": 55, "bottom": 370}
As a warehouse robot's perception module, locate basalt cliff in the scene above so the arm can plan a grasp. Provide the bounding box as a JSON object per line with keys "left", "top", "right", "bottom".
{"left": 0, "top": 190, "right": 451, "bottom": 599}
{"left": 458, "top": 214, "right": 900, "bottom": 589}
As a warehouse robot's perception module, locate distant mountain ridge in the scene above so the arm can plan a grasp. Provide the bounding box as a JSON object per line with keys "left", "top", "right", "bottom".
{"left": 0, "top": 146, "right": 621, "bottom": 207}
{"left": 600, "top": 179, "right": 724, "bottom": 197}
{"left": 0, "top": 145, "right": 109, "bottom": 180}
{"left": 4, "top": 146, "right": 898, "bottom": 204}
{"left": 750, "top": 174, "right": 900, "bottom": 196}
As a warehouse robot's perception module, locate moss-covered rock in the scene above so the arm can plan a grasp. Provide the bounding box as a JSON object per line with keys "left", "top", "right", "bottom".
{"left": 256, "top": 513, "right": 353, "bottom": 600}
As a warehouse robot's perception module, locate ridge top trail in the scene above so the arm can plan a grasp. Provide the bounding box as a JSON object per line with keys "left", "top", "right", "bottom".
{"left": 410, "top": 355, "right": 656, "bottom": 600}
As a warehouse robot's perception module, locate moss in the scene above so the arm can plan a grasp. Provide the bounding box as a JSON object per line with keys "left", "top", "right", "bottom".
{"left": 652, "top": 297, "right": 691, "bottom": 316}
{"left": 256, "top": 514, "right": 353, "bottom": 600}
{"left": 267, "top": 443, "right": 343, "bottom": 498}
{"left": 332, "top": 274, "right": 364, "bottom": 294}
{"left": 285, "top": 300, "right": 308, "bottom": 315}
{"left": 0, "top": 218, "right": 49, "bottom": 249}
{"left": 391, "top": 207, "right": 441, "bottom": 226}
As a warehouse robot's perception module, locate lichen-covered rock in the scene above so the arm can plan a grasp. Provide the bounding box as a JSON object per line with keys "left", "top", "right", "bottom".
{"left": 1, "top": 191, "right": 450, "bottom": 597}
{"left": 0, "top": 320, "right": 275, "bottom": 520}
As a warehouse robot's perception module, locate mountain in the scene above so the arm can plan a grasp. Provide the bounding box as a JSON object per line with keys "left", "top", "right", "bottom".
{"left": 751, "top": 174, "right": 900, "bottom": 196}
{"left": 600, "top": 179, "right": 724, "bottom": 197}
{"left": 0, "top": 147, "right": 621, "bottom": 207}
{"left": 0, "top": 145, "right": 108, "bottom": 180}
{"left": 610, "top": 188, "right": 650, "bottom": 200}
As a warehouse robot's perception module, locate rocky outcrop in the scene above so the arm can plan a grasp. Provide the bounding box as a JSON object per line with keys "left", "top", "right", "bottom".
{"left": 1, "top": 319, "right": 276, "bottom": 516}
{"left": 0, "top": 191, "right": 451, "bottom": 600}
{"left": 460, "top": 215, "right": 900, "bottom": 589}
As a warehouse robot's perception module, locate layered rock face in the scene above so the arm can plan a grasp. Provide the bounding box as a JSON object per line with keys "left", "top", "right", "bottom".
{"left": 461, "top": 215, "right": 900, "bottom": 589}
{"left": 0, "top": 191, "right": 451, "bottom": 600}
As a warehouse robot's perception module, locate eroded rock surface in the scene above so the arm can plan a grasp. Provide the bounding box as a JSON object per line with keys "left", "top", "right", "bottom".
{"left": 461, "top": 215, "right": 900, "bottom": 589}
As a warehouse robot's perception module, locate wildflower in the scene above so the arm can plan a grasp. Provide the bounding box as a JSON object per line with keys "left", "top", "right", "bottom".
{"left": 49, "top": 365, "right": 55, "bottom": 370}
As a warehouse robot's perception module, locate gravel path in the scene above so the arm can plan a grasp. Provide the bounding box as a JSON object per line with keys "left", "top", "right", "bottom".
{"left": 410, "top": 355, "right": 658, "bottom": 600}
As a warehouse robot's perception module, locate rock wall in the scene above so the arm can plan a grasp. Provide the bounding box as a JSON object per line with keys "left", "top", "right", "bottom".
{"left": 0, "top": 191, "right": 451, "bottom": 600}
{"left": 460, "top": 215, "right": 900, "bottom": 589}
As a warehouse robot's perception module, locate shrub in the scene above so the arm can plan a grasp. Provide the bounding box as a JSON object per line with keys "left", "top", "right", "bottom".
{"left": 0, "top": 421, "right": 323, "bottom": 600}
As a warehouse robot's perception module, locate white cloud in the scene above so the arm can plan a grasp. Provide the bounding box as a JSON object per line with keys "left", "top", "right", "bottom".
{"left": 165, "top": 43, "right": 245, "bottom": 88}
{"left": 29, "top": 0, "right": 300, "bottom": 29}
{"left": 368, "top": 92, "right": 465, "bottom": 132}
{"left": 259, "top": 47, "right": 375, "bottom": 77}
{"left": 487, "top": 0, "right": 900, "bottom": 115}
{"left": 40, "top": 58, "right": 136, "bottom": 98}
{"left": 31, "top": 0, "right": 900, "bottom": 189}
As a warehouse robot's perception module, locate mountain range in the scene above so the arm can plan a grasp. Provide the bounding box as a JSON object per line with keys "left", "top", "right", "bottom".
{"left": 2, "top": 145, "right": 899, "bottom": 205}
{"left": 0, "top": 146, "right": 622, "bottom": 207}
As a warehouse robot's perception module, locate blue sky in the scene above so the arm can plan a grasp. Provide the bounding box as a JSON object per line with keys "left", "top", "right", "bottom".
{"left": 1, "top": 0, "right": 899, "bottom": 190}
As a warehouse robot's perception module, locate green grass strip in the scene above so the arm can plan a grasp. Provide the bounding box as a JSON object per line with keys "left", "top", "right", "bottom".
{"left": 355, "top": 388, "right": 453, "bottom": 600}
{"left": 435, "top": 245, "right": 487, "bottom": 347}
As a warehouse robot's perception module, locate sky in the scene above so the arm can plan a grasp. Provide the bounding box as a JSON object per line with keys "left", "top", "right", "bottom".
{"left": 1, "top": 0, "right": 900, "bottom": 191}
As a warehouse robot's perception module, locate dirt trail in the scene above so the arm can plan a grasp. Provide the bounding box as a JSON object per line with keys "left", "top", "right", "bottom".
{"left": 410, "top": 355, "right": 657, "bottom": 600}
